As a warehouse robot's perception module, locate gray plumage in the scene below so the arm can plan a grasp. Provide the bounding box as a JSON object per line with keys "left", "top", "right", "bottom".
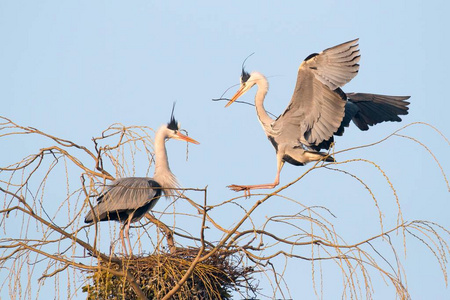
{"left": 84, "top": 113, "right": 199, "bottom": 255}
{"left": 84, "top": 177, "right": 162, "bottom": 224}
{"left": 311, "top": 92, "right": 410, "bottom": 151}
{"left": 278, "top": 39, "right": 360, "bottom": 147}
{"left": 344, "top": 92, "right": 410, "bottom": 130}
{"left": 225, "top": 39, "right": 410, "bottom": 193}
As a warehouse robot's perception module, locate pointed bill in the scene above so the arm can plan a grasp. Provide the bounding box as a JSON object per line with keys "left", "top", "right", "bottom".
{"left": 225, "top": 85, "right": 246, "bottom": 107}
{"left": 174, "top": 132, "right": 200, "bottom": 145}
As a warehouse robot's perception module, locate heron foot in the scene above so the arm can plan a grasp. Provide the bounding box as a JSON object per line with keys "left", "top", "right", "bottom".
{"left": 227, "top": 184, "right": 252, "bottom": 198}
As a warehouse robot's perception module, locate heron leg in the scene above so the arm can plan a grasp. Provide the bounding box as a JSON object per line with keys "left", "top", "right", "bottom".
{"left": 228, "top": 156, "right": 285, "bottom": 195}
{"left": 125, "top": 216, "right": 133, "bottom": 256}
{"left": 119, "top": 224, "right": 129, "bottom": 256}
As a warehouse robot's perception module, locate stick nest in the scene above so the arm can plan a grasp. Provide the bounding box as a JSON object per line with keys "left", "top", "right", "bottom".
{"left": 82, "top": 247, "right": 256, "bottom": 299}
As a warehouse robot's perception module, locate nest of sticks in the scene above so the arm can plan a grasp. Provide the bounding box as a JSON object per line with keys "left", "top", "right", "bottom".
{"left": 83, "top": 247, "right": 256, "bottom": 299}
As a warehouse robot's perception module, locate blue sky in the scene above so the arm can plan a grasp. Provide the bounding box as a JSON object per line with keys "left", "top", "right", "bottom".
{"left": 1, "top": 1, "right": 449, "bottom": 299}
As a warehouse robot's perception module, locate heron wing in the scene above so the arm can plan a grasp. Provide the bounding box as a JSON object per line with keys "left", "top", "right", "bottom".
{"left": 344, "top": 93, "right": 410, "bottom": 131}
{"left": 274, "top": 39, "right": 360, "bottom": 146}
{"left": 85, "top": 177, "right": 161, "bottom": 222}
{"left": 308, "top": 92, "right": 410, "bottom": 151}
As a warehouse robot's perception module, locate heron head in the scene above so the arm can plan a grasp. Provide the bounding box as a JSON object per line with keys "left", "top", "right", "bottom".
{"left": 225, "top": 68, "right": 257, "bottom": 108}
{"left": 165, "top": 109, "right": 200, "bottom": 145}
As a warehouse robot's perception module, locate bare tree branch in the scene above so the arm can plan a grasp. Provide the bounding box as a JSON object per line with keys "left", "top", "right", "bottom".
{"left": 0, "top": 118, "right": 448, "bottom": 299}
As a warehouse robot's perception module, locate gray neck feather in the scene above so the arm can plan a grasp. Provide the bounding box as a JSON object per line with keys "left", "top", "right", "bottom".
{"left": 153, "top": 126, "right": 180, "bottom": 200}
{"left": 252, "top": 72, "right": 275, "bottom": 134}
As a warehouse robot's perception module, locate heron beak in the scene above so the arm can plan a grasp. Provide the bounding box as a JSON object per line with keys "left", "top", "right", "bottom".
{"left": 225, "top": 85, "right": 246, "bottom": 108}
{"left": 175, "top": 132, "right": 200, "bottom": 145}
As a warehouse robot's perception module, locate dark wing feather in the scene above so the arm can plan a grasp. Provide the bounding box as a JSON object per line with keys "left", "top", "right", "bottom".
{"left": 273, "top": 39, "right": 360, "bottom": 147}
{"left": 346, "top": 93, "right": 410, "bottom": 130}
{"left": 335, "top": 99, "right": 360, "bottom": 136}
{"left": 310, "top": 93, "right": 411, "bottom": 150}
{"left": 341, "top": 93, "right": 410, "bottom": 133}
{"left": 84, "top": 177, "right": 162, "bottom": 223}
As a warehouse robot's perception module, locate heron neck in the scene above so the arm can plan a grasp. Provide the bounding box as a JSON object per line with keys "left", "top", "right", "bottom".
{"left": 153, "top": 127, "right": 179, "bottom": 198}
{"left": 253, "top": 72, "right": 274, "bottom": 131}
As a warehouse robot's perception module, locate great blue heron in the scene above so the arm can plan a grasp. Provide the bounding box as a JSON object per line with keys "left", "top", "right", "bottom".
{"left": 224, "top": 39, "right": 410, "bottom": 195}
{"left": 84, "top": 110, "right": 199, "bottom": 255}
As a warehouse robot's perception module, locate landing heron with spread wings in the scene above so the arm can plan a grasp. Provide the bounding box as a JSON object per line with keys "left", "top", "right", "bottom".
{"left": 85, "top": 109, "right": 199, "bottom": 255}
{"left": 224, "top": 39, "right": 410, "bottom": 195}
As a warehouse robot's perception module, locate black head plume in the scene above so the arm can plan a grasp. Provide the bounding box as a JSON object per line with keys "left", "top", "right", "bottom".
{"left": 241, "top": 53, "right": 254, "bottom": 83}
{"left": 167, "top": 103, "right": 179, "bottom": 131}
{"left": 304, "top": 52, "right": 319, "bottom": 62}
{"left": 241, "top": 69, "right": 250, "bottom": 83}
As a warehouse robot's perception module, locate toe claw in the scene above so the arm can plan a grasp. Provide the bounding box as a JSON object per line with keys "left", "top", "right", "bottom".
{"left": 227, "top": 184, "right": 251, "bottom": 197}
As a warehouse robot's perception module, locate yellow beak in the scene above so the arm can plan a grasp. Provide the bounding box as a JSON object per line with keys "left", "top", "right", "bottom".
{"left": 225, "top": 85, "right": 246, "bottom": 108}
{"left": 175, "top": 132, "right": 200, "bottom": 145}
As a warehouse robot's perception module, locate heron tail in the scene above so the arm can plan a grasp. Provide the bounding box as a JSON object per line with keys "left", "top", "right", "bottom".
{"left": 304, "top": 150, "right": 335, "bottom": 163}
{"left": 322, "top": 154, "right": 335, "bottom": 162}
{"left": 84, "top": 211, "right": 94, "bottom": 223}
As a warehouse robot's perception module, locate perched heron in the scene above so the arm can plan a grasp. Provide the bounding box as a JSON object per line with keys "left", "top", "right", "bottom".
{"left": 84, "top": 110, "right": 199, "bottom": 255}
{"left": 224, "top": 39, "right": 410, "bottom": 195}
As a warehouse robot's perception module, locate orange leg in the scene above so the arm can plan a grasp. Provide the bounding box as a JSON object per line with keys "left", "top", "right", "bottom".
{"left": 124, "top": 217, "right": 133, "bottom": 256}
{"left": 228, "top": 157, "right": 285, "bottom": 196}
{"left": 119, "top": 215, "right": 134, "bottom": 256}
{"left": 119, "top": 224, "right": 129, "bottom": 256}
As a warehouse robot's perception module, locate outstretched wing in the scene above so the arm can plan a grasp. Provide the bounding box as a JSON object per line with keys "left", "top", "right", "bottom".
{"left": 84, "top": 177, "right": 162, "bottom": 222}
{"left": 308, "top": 92, "right": 411, "bottom": 151}
{"left": 343, "top": 93, "right": 410, "bottom": 131}
{"left": 273, "top": 39, "right": 360, "bottom": 147}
